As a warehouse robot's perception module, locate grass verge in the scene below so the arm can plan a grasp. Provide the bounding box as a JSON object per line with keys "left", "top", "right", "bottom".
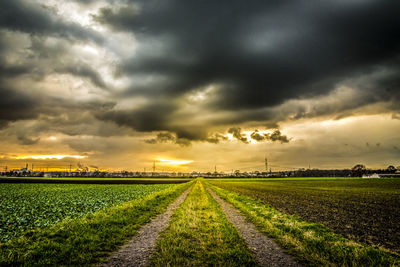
{"left": 208, "top": 183, "right": 400, "bottom": 267}
{"left": 149, "top": 180, "right": 257, "bottom": 266}
{"left": 0, "top": 181, "right": 192, "bottom": 266}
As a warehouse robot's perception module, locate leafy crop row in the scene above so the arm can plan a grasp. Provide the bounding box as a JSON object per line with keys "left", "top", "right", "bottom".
{"left": 0, "top": 183, "right": 173, "bottom": 242}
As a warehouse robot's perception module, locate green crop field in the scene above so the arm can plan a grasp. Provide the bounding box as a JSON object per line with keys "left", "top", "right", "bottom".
{"left": 0, "top": 182, "right": 192, "bottom": 265}
{"left": 0, "top": 183, "right": 173, "bottom": 242}
{"left": 208, "top": 178, "right": 400, "bottom": 256}
{"left": 0, "top": 176, "right": 191, "bottom": 181}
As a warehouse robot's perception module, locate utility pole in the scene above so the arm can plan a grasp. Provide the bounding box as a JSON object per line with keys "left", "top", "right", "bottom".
{"left": 153, "top": 161, "right": 156, "bottom": 173}
{"left": 265, "top": 157, "right": 268, "bottom": 172}
{"left": 32, "top": 163, "right": 34, "bottom": 171}
{"left": 69, "top": 164, "right": 72, "bottom": 173}
{"left": 214, "top": 165, "right": 217, "bottom": 173}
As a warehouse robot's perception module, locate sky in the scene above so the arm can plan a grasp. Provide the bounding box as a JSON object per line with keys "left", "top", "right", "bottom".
{"left": 0, "top": 0, "right": 399, "bottom": 172}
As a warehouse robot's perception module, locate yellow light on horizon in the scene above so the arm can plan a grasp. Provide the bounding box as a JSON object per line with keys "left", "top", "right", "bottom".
{"left": 12, "top": 155, "right": 87, "bottom": 160}
{"left": 156, "top": 158, "right": 193, "bottom": 166}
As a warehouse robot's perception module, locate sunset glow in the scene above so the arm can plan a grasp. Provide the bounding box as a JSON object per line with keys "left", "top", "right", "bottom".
{"left": 12, "top": 155, "right": 87, "bottom": 160}
{"left": 156, "top": 159, "right": 193, "bottom": 166}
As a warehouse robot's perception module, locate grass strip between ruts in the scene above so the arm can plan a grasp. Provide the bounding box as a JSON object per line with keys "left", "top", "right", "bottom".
{"left": 0, "top": 181, "right": 192, "bottom": 266}
{"left": 208, "top": 183, "right": 400, "bottom": 267}
{"left": 149, "top": 180, "right": 258, "bottom": 266}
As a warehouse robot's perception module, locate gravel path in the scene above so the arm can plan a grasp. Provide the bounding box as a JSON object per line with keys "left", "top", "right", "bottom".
{"left": 101, "top": 186, "right": 192, "bottom": 267}
{"left": 207, "top": 187, "right": 302, "bottom": 267}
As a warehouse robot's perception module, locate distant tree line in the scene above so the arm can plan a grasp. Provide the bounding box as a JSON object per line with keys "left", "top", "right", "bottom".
{"left": 288, "top": 165, "right": 399, "bottom": 178}
{"left": 1, "top": 165, "right": 398, "bottom": 178}
{"left": 287, "top": 169, "right": 352, "bottom": 177}
{"left": 349, "top": 164, "right": 398, "bottom": 177}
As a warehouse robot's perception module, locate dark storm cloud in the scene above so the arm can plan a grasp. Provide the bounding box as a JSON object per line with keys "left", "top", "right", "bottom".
{"left": 228, "top": 127, "right": 249, "bottom": 144}
{"left": 0, "top": 0, "right": 111, "bottom": 137}
{"left": 145, "top": 131, "right": 227, "bottom": 146}
{"left": 1, "top": 0, "right": 400, "bottom": 146}
{"left": 0, "top": 64, "right": 31, "bottom": 78}
{"left": 98, "top": 98, "right": 223, "bottom": 143}
{"left": 267, "top": 130, "right": 289, "bottom": 143}
{"left": 250, "top": 130, "right": 265, "bottom": 141}
{"left": 144, "top": 132, "right": 191, "bottom": 147}
{"left": 249, "top": 129, "right": 290, "bottom": 143}
{"left": 0, "top": 4, "right": 109, "bottom": 126}
{"left": 55, "top": 64, "right": 107, "bottom": 89}
{"left": 0, "top": 0, "right": 104, "bottom": 43}
{"left": 88, "top": 0, "right": 400, "bottom": 142}
{"left": 96, "top": 0, "right": 400, "bottom": 111}
{"left": 27, "top": 36, "right": 109, "bottom": 90}
{"left": 145, "top": 132, "right": 175, "bottom": 144}
{"left": 17, "top": 135, "right": 40, "bottom": 145}
{"left": 0, "top": 85, "right": 120, "bottom": 145}
{"left": 205, "top": 133, "right": 228, "bottom": 144}
{"left": 97, "top": 101, "right": 176, "bottom": 132}
{"left": 35, "top": 103, "right": 135, "bottom": 138}
{"left": 0, "top": 86, "right": 38, "bottom": 128}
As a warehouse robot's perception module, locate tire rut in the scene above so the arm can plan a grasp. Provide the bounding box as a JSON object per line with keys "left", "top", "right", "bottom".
{"left": 100, "top": 186, "right": 192, "bottom": 267}
{"left": 206, "top": 186, "right": 302, "bottom": 267}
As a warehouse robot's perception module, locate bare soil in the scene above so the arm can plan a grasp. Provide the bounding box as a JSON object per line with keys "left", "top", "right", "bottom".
{"left": 207, "top": 186, "right": 302, "bottom": 267}
{"left": 211, "top": 179, "right": 400, "bottom": 254}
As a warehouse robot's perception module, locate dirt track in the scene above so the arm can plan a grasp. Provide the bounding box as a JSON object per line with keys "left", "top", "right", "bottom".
{"left": 207, "top": 186, "right": 302, "bottom": 267}
{"left": 99, "top": 182, "right": 302, "bottom": 266}
{"left": 101, "top": 186, "right": 192, "bottom": 267}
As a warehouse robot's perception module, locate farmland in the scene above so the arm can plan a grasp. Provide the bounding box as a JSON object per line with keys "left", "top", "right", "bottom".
{"left": 0, "top": 182, "right": 192, "bottom": 265}
{"left": 0, "top": 177, "right": 190, "bottom": 184}
{"left": 0, "top": 183, "right": 174, "bottom": 242}
{"left": 1, "top": 178, "right": 399, "bottom": 266}
{"left": 208, "top": 178, "right": 400, "bottom": 256}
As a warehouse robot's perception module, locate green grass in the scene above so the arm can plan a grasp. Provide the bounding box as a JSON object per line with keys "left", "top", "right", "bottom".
{"left": 0, "top": 183, "right": 174, "bottom": 242}
{"left": 0, "top": 182, "right": 192, "bottom": 266}
{"left": 208, "top": 182, "right": 400, "bottom": 266}
{"left": 149, "top": 180, "right": 257, "bottom": 266}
